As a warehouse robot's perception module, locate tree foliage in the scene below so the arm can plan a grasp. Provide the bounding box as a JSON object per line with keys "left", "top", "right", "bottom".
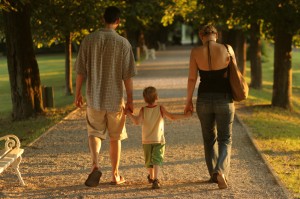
{"left": 31, "top": 0, "right": 109, "bottom": 95}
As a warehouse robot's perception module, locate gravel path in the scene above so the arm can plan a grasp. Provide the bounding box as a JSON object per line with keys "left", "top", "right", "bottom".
{"left": 0, "top": 46, "right": 292, "bottom": 199}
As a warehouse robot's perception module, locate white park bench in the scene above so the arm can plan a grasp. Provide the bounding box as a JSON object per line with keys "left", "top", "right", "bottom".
{"left": 142, "top": 45, "right": 156, "bottom": 60}
{"left": 0, "top": 134, "right": 25, "bottom": 186}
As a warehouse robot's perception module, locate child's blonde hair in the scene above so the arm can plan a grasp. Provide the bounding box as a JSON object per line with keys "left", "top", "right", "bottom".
{"left": 143, "top": 86, "right": 158, "bottom": 105}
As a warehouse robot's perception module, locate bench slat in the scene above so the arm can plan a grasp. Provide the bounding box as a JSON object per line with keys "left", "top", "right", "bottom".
{"left": 0, "top": 148, "right": 24, "bottom": 173}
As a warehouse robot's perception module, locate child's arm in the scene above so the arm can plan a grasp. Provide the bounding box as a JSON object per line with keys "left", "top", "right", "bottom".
{"left": 126, "top": 108, "right": 144, "bottom": 125}
{"left": 160, "top": 106, "right": 192, "bottom": 120}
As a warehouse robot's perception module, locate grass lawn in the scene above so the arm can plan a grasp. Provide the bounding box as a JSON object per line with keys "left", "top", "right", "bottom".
{"left": 237, "top": 43, "right": 300, "bottom": 198}
{"left": 0, "top": 53, "right": 78, "bottom": 145}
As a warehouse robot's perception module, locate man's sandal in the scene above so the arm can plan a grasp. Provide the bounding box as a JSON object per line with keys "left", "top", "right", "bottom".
{"left": 110, "top": 176, "right": 126, "bottom": 185}
{"left": 84, "top": 169, "right": 102, "bottom": 187}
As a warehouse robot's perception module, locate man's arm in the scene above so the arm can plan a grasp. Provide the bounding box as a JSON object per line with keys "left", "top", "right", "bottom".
{"left": 74, "top": 74, "right": 85, "bottom": 108}
{"left": 123, "top": 78, "right": 133, "bottom": 113}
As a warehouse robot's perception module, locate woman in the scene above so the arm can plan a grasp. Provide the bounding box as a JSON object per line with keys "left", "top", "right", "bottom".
{"left": 184, "top": 25, "right": 236, "bottom": 189}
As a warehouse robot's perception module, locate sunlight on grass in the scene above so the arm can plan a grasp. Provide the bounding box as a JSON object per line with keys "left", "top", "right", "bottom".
{"left": 257, "top": 140, "right": 300, "bottom": 195}
{"left": 40, "top": 71, "right": 64, "bottom": 76}
{"left": 237, "top": 44, "right": 300, "bottom": 198}
{"left": 239, "top": 105, "right": 300, "bottom": 197}
{"left": 0, "top": 53, "right": 78, "bottom": 146}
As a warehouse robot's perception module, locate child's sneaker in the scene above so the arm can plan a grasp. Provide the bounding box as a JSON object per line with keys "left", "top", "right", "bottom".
{"left": 147, "top": 175, "right": 154, "bottom": 183}
{"left": 152, "top": 179, "right": 161, "bottom": 189}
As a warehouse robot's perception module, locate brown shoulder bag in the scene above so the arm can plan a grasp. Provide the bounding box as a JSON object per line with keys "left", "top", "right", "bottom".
{"left": 224, "top": 44, "right": 249, "bottom": 102}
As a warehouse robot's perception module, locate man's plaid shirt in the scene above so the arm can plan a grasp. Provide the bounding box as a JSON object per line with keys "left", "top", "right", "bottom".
{"left": 75, "top": 28, "right": 137, "bottom": 112}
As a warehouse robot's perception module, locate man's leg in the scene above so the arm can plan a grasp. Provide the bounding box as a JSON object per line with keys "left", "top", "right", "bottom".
{"left": 89, "top": 135, "right": 102, "bottom": 171}
{"left": 110, "top": 140, "right": 121, "bottom": 182}
{"left": 85, "top": 134, "right": 103, "bottom": 187}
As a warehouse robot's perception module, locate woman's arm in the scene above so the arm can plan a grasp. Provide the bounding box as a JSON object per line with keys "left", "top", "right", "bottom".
{"left": 185, "top": 49, "right": 198, "bottom": 113}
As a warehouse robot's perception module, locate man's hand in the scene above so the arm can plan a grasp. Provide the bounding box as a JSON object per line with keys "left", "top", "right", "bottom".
{"left": 125, "top": 101, "right": 133, "bottom": 113}
{"left": 75, "top": 94, "right": 84, "bottom": 108}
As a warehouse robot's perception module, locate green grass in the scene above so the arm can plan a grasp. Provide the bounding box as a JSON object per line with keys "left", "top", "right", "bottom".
{"left": 238, "top": 43, "right": 300, "bottom": 198}
{"left": 0, "top": 53, "right": 78, "bottom": 145}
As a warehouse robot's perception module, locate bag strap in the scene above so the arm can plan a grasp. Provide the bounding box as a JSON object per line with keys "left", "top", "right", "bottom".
{"left": 223, "top": 44, "right": 231, "bottom": 77}
{"left": 223, "top": 44, "right": 232, "bottom": 58}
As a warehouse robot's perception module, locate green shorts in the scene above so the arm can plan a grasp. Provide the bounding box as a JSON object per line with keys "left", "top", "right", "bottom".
{"left": 143, "top": 144, "right": 165, "bottom": 168}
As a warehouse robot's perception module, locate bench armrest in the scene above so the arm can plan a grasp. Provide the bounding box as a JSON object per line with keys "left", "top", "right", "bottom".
{"left": 0, "top": 134, "right": 21, "bottom": 151}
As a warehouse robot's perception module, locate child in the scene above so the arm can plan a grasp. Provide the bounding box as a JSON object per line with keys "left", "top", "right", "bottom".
{"left": 126, "top": 86, "right": 192, "bottom": 189}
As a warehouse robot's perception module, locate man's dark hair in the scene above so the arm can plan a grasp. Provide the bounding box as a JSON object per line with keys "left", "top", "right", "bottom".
{"left": 104, "top": 6, "right": 121, "bottom": 24}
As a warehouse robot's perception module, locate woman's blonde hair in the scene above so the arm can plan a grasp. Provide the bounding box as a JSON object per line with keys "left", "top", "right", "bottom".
{"left": 199, "top": 25, "right": 217, "bottom": 36}
{"left": 143, "top": 86, "right": 158, "bottom": 104}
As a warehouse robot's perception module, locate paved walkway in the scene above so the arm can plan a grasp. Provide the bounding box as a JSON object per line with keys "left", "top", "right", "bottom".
{"left": 0, "top": 46, "right": 291, "bottom": 198}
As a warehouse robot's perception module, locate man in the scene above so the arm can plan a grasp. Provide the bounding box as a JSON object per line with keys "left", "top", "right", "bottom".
{"left": 74, "top": 6, "right": 136, "bottom": 187}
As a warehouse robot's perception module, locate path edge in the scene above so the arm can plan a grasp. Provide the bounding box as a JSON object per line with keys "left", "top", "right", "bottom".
{"left": 26, "top": 107, "right": 81, "bottom": 147}
{"left": 235, "top": 112, "right": 293, "bottom": 199}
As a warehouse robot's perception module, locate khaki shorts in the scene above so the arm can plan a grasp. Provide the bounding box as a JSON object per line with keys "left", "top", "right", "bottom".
{"left": 86, "top": 107, "right": 127, "bottom": 141}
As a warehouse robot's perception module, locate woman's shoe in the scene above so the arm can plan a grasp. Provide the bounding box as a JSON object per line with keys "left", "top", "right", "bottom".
{"left": 217, "top": 173, "right": 228, "bottom": 189}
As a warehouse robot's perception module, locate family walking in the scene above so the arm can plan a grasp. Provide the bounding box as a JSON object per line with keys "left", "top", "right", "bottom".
{"left": 74, "top": 6, "right": 236, "bottom": 190}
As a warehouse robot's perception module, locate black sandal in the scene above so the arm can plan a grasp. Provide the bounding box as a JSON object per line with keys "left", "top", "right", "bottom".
{"left": 84, "top": 169, "right": 102, "bottom": 187}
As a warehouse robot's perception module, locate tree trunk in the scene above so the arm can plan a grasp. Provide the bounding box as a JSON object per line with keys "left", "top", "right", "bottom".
{"left": 221, "top": 29, "right": 246, "bottom": 75}
{"left": 3, "top": 2, "right": 44, "bottom": 120}
{"left": 235, "top": 30, "right": 247, "bottom": 75}
{"left": 249, "top": 22, "right": 262, "bottom": 89}
{"left": 65, "top": 32, "right": 73, "bottom": 95}
{"left": 272, "top": 27, "right": 292, "bottom": 110}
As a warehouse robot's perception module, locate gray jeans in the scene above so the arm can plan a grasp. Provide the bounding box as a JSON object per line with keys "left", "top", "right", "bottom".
{"left": 196, "top": 93, "right": 235, "bottom": 180}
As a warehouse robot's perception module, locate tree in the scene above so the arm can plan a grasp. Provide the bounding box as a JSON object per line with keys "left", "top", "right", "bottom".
{"left": 2, "top": 0, "right": 44, "bottom": 120}
{"left": 161, "top": 0, "right": 248, "bottom": 74}
{"left": 31, "top": 0, "right": 108, "bottom": 95}
{"left": 249, "top": 21, "right": 262, "bottom": 89}
{"left": 263, "top": 1, "right": 300, "bottom": 109}
{"left": 228, "top": 0, "right": 264, "bottom": 88}
{"left": 123, "top": 0, "right": 169, "bottom": 51}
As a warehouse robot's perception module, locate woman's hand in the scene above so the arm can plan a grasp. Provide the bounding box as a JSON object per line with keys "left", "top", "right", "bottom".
{"left": 184, "top": 101, "right": 194, "bottom": 114}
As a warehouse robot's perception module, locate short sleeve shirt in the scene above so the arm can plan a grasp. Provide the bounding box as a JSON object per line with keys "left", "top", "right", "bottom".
{"left": 75, "top": 29, "right": 137, "bottom": 112}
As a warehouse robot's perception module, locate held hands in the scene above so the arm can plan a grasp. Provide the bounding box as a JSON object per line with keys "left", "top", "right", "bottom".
{"left": 123, "top": 107, "right": 133, "bottom": 116}
{"left": 185, "top": 110, "right": 192, "bottom": 117}
{"left": 124, "top": 101, "right": 133, "bottom": 115}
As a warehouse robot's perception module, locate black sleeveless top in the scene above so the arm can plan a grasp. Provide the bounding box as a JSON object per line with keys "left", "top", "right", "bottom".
{"left": 198, "top": 67, "right": 231, "bottom": 93}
